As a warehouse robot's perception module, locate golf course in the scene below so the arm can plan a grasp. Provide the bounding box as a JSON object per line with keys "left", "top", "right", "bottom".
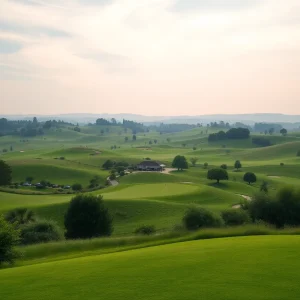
{"left": 1, "top": 119, "right": 300, "bottom": 299}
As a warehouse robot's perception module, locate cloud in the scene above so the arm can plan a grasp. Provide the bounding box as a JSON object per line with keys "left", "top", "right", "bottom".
{"left": 171, "top": 0, "right": 260, "bottom": 12}
{"left": 0, "top": 39, "right": 23, "bottom": 53}
{"left": 78, "top": 0, "right": 114, "bottom": 6}
{"left": 78, "top": 50, "right": 129, "bottom": 63}
{"left": 0, "top": 21, "right": 71, "bottom": 38}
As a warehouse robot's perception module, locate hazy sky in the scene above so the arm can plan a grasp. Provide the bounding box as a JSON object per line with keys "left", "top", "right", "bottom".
{"left": 0, "top": 0, "right": 300, "bottom": 116}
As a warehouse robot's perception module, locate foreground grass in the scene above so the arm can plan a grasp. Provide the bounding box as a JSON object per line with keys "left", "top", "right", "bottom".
{"left": 1, "top": 235, "right": 300, "bottom": 300}
{"left": 12, "top": 225, "right": 300, "bottom": 266}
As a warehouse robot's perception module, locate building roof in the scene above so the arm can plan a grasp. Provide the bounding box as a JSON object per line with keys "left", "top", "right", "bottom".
{"left": 137, "top": 160, "right": 161, "bottom": 167}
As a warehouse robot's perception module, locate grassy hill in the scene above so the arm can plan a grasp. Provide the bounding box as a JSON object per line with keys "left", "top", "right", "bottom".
{"left": 1, "top": 236, "right": 300, "bottom": 300}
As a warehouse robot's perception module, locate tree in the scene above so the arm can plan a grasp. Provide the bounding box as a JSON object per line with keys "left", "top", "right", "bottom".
{"left": 203, "top": 162, "right": 208, "bottom": 169}
{"left": 132, "top": 134, "right": 137, "bottom": 141}
{"left": 102, "top": 159, "right": 114, "bottom": 170}
{"left": 243, "top": 172, "right": 257, "bottom": 185}
{"left": 183, "top": 207, "right": 223, "bottom": 231}
{"left": 89, "top": 176, "right": 101, "bottom": 188}
{"left": 5, "top": 208, "right": 35, "bottom": 227}
{"left": 297, "top": 150, "right": 300, "bottom": 157}
{"left": 190, "top": 157, "right": 198, "bottom": 167}
{"left": 234, "top": 160, "right": 242, "bottom": 170}
{"left": 154, "top": 139, "right": 158, "bottom": 144}
{"left": 10, "top": 145, "right": 13, "bottom": 151}
{"left": 64, "top": 194, "right": 113, "bottom": 239}
{"left": 0, "top": 216, "right": 20, "bottom": 265}
{"left": 0, "top": 160, "right": 12, "bottom": 186}
{"left": 220, "top": 164, "right": 227, "bottom": 170}
{"left": 72, "top": 183, "right": 82, "bottom": 191}
{"left": 124, "top": 136, "right": 129, "bottom": 142}
{"left": 166, "top": 138, "right": 171, "bottom": 143}
{"left": 172, "top": 155, "right": 188, "bottom": 171}
{"left": 25, "top": 176, "right": 34, "bottom": 183}
{"left": 182, "top": 143, "right": 186, "bottom": 147}
{"left": 269, "top": 128, "right": 275, "bottom": 135}
{"left": 280, "top": 128, "right": 287, "bottom": 136}
{"left": 260, "top": 181, "right": 269, "bottom": 193}
{"left": 207, "top": 168, "right": 228, "bottom": 183}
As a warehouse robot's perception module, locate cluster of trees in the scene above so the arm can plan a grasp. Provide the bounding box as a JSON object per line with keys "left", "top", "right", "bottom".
{"left": 1, "top": 194, "right": 113, "bottom": 265}
{"left": 0, "top": 117, "right": 73, "bottom": 137}
{"left": 243, "top": 186, "right": 300, "bottom": 228}
{"left": 153, "top": 123, "right": 197, "bottom": 134}
{"left": 208, "top": 128, "right": 250, "bottom": 142}
{"left": 252, "top": 137, "right": 272, "bottom": 147}
{"left": 183, "top": 185, "right": 300, "bottom": 231}
{"left": 254, "top": 123, "right": 282, "bottom": 133}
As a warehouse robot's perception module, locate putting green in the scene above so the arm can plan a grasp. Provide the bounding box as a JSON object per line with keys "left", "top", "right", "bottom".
{"left": 102, "top": 183, "right": 200, "bottom": 200}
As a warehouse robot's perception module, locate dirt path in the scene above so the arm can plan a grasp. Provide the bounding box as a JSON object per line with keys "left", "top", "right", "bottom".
{"left": 161, "top": 168, "right": 177, "bottom": 174}
{"left": 232, "top": 194, "right": 252, "bottom": 209}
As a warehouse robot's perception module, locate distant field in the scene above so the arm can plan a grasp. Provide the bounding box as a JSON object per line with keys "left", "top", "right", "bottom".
{"left": 1, "top": 236, "right": 300, "bottom": 300}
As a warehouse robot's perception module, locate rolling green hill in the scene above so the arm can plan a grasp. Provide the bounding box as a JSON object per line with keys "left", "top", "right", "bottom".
{"left": 1, "top": 236, "right": 300, "bottom": 300}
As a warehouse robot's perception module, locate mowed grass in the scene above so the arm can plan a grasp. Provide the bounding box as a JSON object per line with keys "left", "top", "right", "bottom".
{"left": 1, "top": 236, "right": 300, "bottom": 300}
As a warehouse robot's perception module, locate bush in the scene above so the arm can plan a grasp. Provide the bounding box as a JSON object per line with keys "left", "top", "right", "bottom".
{"left": 5, "top": 208, "right": 35, "bottom": 227}
{"left": 221, "top": 209, "right": 250, "bottom": 226}
{"left": 220, "top": 164, "right": 227, "bottom": 170}
{"left": 0, "top": 216, "right": 20, "bottom": 265}
{"left": 183, "top": 207, "right": 223, "bottom": 231}
{"left": 20, "top": 220, "right": 63, "bottom": 245}
{"left": 72, "top": 183, "right": 82, "bottom": 192}
{"left": 203, "top": 162, "right": 208, "bottom": 169}
{"left": 134, "top": 225, "right": 156, "bottom": 235}
{"left": 246, "top": 187, "right": 300, "bottom": 228}
{"left": 64, "top": 194, "right": 113, "bottom": 239}
{"left": 280, "top": 162, "right": 285, "bottom": 166}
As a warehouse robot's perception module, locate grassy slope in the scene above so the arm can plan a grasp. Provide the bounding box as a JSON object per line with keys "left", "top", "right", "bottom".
{"left": 1, "top": 236, "right": 300, "bottom": 300}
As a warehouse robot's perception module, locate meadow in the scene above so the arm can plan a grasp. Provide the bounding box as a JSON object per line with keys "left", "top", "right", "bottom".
{"left": 1, "top": 123, "right": 300, "bottom": 298}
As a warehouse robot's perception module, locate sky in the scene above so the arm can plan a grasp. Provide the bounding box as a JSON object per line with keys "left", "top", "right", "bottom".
{"left": 0, "top": 0, "right": 300, "bottom": 116}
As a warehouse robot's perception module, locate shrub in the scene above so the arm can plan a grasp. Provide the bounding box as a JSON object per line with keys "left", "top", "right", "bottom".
{"left": 221, "top": 209, "right": 250, "bottom": 226}
{"left": 252, "top": 137, "right": 272, "bottom": 147}
{"left": 0, "top": 216, "right": 20, "bottom": 265}
{"left": 72, "top": 183, "right": 82, "bottom": 192}
{"left": 183, "top": 207, "right": 223, "bottom": 231}
{"left": 246, "top": 187, "right": 300, "bottom": 228}
{"left": 5, "top": 208, "right": 35, "bottom": 227}
{"left": 20, "top": 220, "right": 63, "bottom": 245}
{"left": 59, "top": 157, "right": 65, "bottom": 160}
{"left": 64, "top": 194, "right": 113, "bottom": 239}
{"left": 134, "top": 225, "right": 156, "bottom": 235}
{"left": 280, "top": 162, "right": 285, "bottom": 166}
{"left": 220, "top": 164, "right": 227, "bottom": 170}
{"left": 203, "top": 162, "right": 208, "bottom": 169}
{"left": 243, "top": 172, "right": 257, "bottom": 185}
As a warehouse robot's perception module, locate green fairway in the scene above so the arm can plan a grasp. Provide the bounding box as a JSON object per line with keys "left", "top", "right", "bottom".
{"left": 1, "top": 236, "right": 300, "bottom": 300}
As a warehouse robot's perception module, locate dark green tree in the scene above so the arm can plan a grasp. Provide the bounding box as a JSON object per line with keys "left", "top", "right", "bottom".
{"left": 0, "top": 160, "right": 12, "bottom": 186}
{"left": 172, "top": 155, "right": 188, "bottom": 171}
{"left": 102, "top": 159, "right": 114, "bottom": 170}
{"left": 64, "top": 194, "right": 113, "bottom": 239}
{"left": 234, "top": 160, "right": 242, "bottom": 170}
{"left": 220, "top": 164, "right": 227, "bottom": 170}
{"left": 243, "top": 172, "right": 257, "bottom": 185}
{"left": 132, "top": 134, "right": 137, "bottom": 141}
{"left": 207, "top": 168, "right": 229, "bottom": 183}
{"left": 280, "top": 128, "right": 287, "bottom": 136}
{"left": 0, "top": 216, "right": 20, "bottom": 265}
{"left": 25, "top": 176, "right": 34, "bottom": 183}
{"left": 72, "top": 183, "right": 82, "bottom": 191}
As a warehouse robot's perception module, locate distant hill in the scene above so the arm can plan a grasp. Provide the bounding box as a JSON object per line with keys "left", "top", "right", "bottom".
{"left": 1, "top": 113, "right": 300, "bottom": 125}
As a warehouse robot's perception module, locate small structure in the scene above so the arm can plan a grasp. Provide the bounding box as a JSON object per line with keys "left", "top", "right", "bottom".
{"left": 137, "top": 160, "right": 163, "bottom": 171}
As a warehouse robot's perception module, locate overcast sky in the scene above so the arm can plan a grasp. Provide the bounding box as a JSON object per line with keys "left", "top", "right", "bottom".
{"left": 0, "top": 0, "right": 300, "bottom": 116}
